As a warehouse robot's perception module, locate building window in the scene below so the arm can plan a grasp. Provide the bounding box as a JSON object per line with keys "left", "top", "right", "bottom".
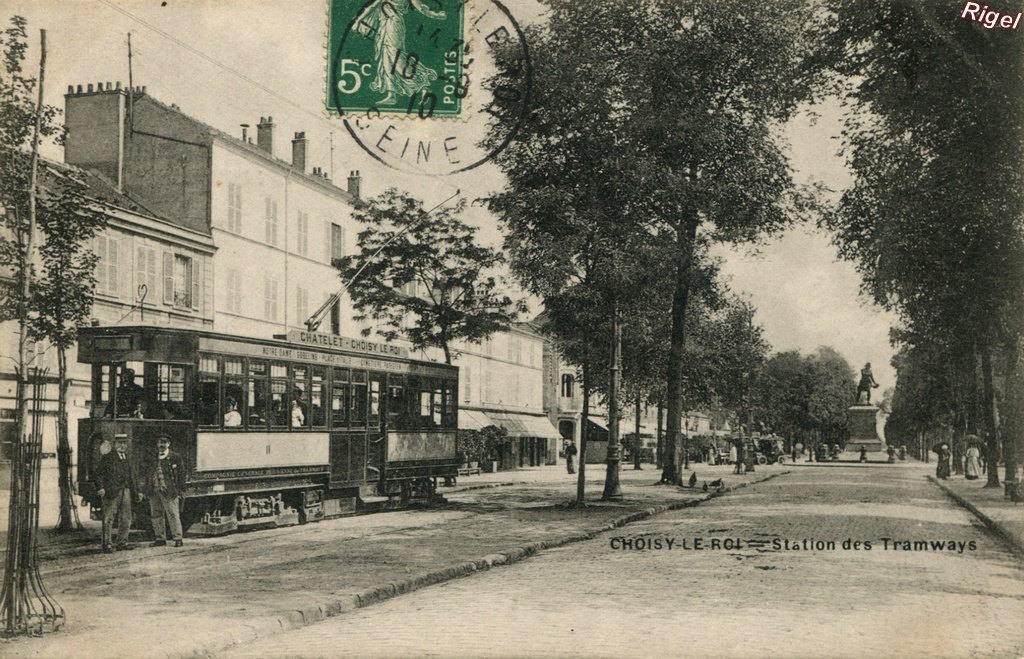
{"left": 561, "top": 374, "right": 574, "bottom": 399}
{"left": 135, "top": 245, "right": 156, "bottom": 299}
{"left": 173, "top": 254, "right": 193, "bottom": 309}
{"left": 297, "top": 210, "right": 308, "bottom": 256}
{"left": 226, "top": 268, "right": 242, "bottom": 313}
{"left": 95, "top": 234, "right": 119, "bottom": 296}
{"left": 265, "top": 197, "right": 279, "bottom": 246}
{"left": 330, "top": 222, "right": 344, "bottom": 262}
{"left": 296, "top": 286, "right": 308, "bottom": 325}
{"left": 227, "top": 183, "right": 242, "bottom": 233}
{"left": 264, "top": 277, "right": 279, "bottom": 321}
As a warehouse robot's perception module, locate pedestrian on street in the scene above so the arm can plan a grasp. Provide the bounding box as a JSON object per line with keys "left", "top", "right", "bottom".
{"left": 859, "top": 446, "right": 868, "bottom": 463}
{"left": 886, "top": 445, "right": 896, "bottom": 463}
{"left": 935, "top": 443, "right": 952, "bottom": 480}
{"left": 144, "top": 434, "right": 188, "bottom": 547}
{"left": 964, "top": 439, "right": 982, "bottom": 481}
{"left": 565, "top": 440, "right": 578, "bottom": 475}
{"left": 95, "top": 434, "right": 142, "bottom": 553}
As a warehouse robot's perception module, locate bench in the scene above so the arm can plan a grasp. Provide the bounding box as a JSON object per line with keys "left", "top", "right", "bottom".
{"left": 458, "top": 466, "right": 481, "bottom": 477}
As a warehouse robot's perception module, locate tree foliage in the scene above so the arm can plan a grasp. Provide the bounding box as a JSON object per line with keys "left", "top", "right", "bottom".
{"left": 822, "top": 0, "right": 1024, "bottom": 484}
{"left": 339, "top": 189, "right": 525, "bottom": 364}
{"left": 487, "top": 0, "right": 827, "bottom": 485}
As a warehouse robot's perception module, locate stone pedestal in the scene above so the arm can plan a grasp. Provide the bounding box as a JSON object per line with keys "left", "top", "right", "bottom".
{"left": 846, "top": 405, "right": 884, "bottom": 452}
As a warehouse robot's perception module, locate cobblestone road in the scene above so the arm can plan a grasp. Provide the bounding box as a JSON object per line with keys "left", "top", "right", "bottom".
{"left": 224, "top": 464, "right": 1024, "bottom": 659}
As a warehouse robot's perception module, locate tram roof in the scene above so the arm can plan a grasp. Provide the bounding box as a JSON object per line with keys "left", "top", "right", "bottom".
{"left": 77, "top": 325, "right": 457, "bottom": 373}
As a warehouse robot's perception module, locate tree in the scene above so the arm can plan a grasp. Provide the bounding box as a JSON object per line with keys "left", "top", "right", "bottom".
{"left": 487, "top": 0, "right": 825, "bottom": 490}
{"left": 338, "top": 189, "right": 525, "bottom": 364}
{"left": 485, "top": 5, "right": 661, "bottom": 502}
{"left": 610, "top": 0, "right": 826, "bottom": 485}
{"left": 29, "top": 166, "right": 105, "bottom": 531}
{"left": 822, "top": 0, "right": 1024, "bottom": 487}
{"left": 0, "top": 16, "right": 64, "bottom": 635}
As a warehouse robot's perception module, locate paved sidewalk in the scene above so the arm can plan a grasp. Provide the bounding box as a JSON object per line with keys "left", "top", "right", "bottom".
{"left": 929, "top": 470, "right": 1024, "bottom": 558}
{"left": 0, "top": 463, "right": 771, "bottom": 659}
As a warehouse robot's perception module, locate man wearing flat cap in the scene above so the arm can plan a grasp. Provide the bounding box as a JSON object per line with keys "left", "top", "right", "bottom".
{"left": 143, "top": 434, "right": 187, "bottom": 547}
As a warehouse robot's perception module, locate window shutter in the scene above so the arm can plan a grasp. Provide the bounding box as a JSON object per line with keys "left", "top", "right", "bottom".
{"left": 162, "top": 252, "right": 174, "bottom": 304}
{"left": 135, "top": 246, "right": 146, "bottom": 297}
{"left": 191, "top": 256, "right": 201, "bottom": 310}
{"left": 109, "top": 237, "right": 121, "bottom": 297}
{"left": 96, "top": 236, "right": 107, "bottom": 293}
{"left": 324, "top": 220, "right": 332, "bottom": 263}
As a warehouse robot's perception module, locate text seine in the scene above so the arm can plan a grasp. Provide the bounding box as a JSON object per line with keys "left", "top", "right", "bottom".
{"left": 961, "top": 2, "right": 1022, "bottom": 29}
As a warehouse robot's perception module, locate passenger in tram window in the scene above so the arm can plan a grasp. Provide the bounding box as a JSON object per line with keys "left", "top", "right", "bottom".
{"left": 291, "top": 398, "right": 306, "bottom": 428}
{"left": 224, "top": 397, "right": 242, "bottom": 427}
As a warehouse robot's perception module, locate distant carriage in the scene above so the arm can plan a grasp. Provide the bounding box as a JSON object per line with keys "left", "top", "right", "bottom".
{"left": 77, "top": 326, "right": 459, "bottom": 535}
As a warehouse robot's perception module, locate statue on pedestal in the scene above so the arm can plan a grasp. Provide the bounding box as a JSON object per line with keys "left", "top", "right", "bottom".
{"left": 856, "top": 362, "right": 879, "bottom": 405}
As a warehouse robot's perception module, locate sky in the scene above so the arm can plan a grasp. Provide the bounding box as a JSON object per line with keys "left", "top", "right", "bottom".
{"left": 6, "top": 0, "right": 899, "bottom": 389}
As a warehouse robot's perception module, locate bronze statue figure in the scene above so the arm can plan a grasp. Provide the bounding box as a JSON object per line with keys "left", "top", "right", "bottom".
{"left": 856, "top": 362, "right": 879, "bottom": 404}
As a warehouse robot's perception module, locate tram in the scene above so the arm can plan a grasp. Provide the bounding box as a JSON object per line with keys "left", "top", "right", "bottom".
{"left": 76, "top": 326, "right": 459, "bottom": 534}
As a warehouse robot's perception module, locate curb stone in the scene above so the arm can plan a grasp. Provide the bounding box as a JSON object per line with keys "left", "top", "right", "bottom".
{"left": 928, "top": 475, "right": 1024, "bottom": 560}
{"left": 226, "top": 470, "right": 788, "bottom": 653}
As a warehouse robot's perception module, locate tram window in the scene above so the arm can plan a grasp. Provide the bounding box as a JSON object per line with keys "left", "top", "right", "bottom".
{"left": 331, "top": 368, "right": 349, "bottom": 429}
{"left": 387, "top": 384, "right": 404, "bottom": 424}
{"left": 350, "top": 371, "right": 367, "bottom": 425}
{"left": 420, "top": 391, "right": 432, "bottom": 418}
{"left": 433, "top": 388, "right": 442, "bottom": 425}
{"left": 92, "top": 365, "right": 111, "bottom": 417}
{"left": 310, "top": 368, "right": 326, "bottom": 428}
{"left": 105, "top": 362, "right": 146, "bottom": 418}
{"left": 152, "top": 364, "right": 189, "bottom": 420}
{"left": 248, "top": 360, "right": 269, "bottom": 428}
{"left": 197, "top": 356, "right": 220, "bottom": 427}
{"left": 369, "top": 379, "right": 381, "bottom": 422}
{"left": 442, "top": 384, "right": 456, "bottom": 428}
{"left": 291, "top": 365, "right": 310, "bottom": 429}
{"left": 270, "top": 362, "right": 289, "bottom": 427}
{"left": 224, "top": 358, "right": 245, "bottom": 429}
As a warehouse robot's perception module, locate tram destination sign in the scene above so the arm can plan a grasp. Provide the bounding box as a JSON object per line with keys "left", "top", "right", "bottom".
{"left": 284, "top": 330, "right": 408, "bottom": 358}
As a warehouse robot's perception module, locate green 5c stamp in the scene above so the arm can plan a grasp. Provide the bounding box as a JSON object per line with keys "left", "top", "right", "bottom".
{"left": 328, "top": 0, "right": 466, "bottom": 117}
{"left": 327, "top": 0, "right": 530, "bottom": 176}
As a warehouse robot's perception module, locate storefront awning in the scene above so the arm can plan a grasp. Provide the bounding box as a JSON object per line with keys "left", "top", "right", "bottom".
{"left": 487, "top": 412, "right": 562, "bottom": 440}
{"left": 586, "top": 417, "right": 608, "bottom": 431}
{"left": 458, "top": 409, "right": 496, "bottom": 431}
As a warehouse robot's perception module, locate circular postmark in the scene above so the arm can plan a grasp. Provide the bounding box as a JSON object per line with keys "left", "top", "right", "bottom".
{"left": 327, "top": 0, "right": 531, "bottom": 176}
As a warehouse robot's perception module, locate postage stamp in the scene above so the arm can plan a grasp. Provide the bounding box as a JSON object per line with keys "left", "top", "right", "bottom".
{"left": 327, "top": 0, "right": 466, "bottom": 118}
{"left": 326, "top": 0, "right": 531, "bottom": 176}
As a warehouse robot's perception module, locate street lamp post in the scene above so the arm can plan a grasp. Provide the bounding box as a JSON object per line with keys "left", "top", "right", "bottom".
{"left": 602, "top": 307, "right": 623, "bottom": 500}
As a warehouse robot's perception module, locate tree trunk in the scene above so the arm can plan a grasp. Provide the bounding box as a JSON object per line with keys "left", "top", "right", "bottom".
{"left": 575, "top": 361, "right": 589, "bottom": 507}
{"left": 683, "top": 411, "right": 690, "bottom": 470}
{"left": 655, "top": 401, "right": 664, "bottom": 468}
{"left": 661, "top": 215, "right": 698, "bottom": 485}
{"left": 633, "top": 392, "right": 642, "bottom": 470}
{"left": 54, "top": 348, "right": 80, "bottom": 531}
{"left": 602, "top": 306, "right": 622, "bottom": 500}
{"left": 980, "top": 346, "right": 1001, "bottom": 488}
{"left": 1003, "top": 338, "right": 1021, "bottom": 493}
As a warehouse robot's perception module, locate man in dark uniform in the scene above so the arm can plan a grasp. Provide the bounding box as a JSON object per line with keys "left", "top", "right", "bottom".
{"left": 143, "top": 434, "right": 188, "bottom": 547}
{"left": 95, "top": 434, "right": 141, "bottom": 552}
{"left": 106, "top": 367, "right": 145, "bottom": 417}
{"left": 565, "top": 440, "right": 578, "bottom": 474}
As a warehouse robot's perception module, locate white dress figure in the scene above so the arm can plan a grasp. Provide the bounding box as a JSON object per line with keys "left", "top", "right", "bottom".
{"left": 357, "top": 0, "right": 446, "bottom": 105}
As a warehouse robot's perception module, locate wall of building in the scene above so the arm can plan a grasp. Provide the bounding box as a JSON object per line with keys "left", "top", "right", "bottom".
{"left": 209, "top": 140, "right": 360, "bottom": 339}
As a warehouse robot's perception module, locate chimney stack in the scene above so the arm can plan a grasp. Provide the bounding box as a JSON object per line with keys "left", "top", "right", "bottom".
{"left": 240, "top": 123, "right": 250, "bottom": 143}
{"left": 257, "top": 116, "right": 274, "bottom": 154}
{"left": 291, "top": 131, "right": 307, "bottom": 172}
{"left": 347, "top": 170, "right": 362, "bottom": 199}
